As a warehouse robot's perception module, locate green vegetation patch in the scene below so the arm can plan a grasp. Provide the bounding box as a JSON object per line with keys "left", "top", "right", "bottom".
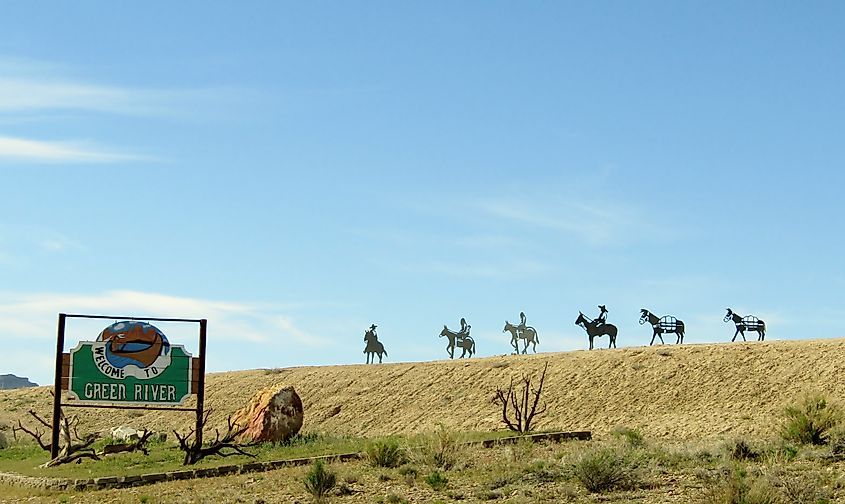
{"left": 0, "top": 432, "right": 363, "bottom": 480}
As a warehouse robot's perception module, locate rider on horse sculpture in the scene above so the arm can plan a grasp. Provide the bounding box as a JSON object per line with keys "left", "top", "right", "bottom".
{"left": 457, "top": 318, "right": 470, "bottom": 345}
{"left": 517, "top": 311, "right": 527, "bottom": 336}
{"left": 596, "top": 305, "right": 608, "bottom": 326}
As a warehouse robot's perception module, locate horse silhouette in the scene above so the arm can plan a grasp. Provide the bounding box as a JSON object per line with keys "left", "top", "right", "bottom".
{"left": 503, "top": 321, "right": 539, "bottom": 354}
{"left": 439, "top": 325, "right": 475, "bottom": 359}
{"left": 724, "top": 308, "right": 766, "bottom": 341}
{"left": 639, "top": 309, "right": 685, "bottom": 345}
{"left": 363, "top": 328, "right": 387, "bottom": 363}
{"left": 575, "top": 312, "right": 618, "bottom": 350}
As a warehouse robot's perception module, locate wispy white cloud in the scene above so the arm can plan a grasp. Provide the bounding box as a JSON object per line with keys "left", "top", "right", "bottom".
{"left": 0, "top": 56, "right": 248, "bottom": 164}
{"left": 0, "top": 289, "right": 326, "bottom": 341}
{"left": 0, "top": 78, "right": 146, "bottom": 115}
{"left": 473, "top": 197, "right": 647, "bottom": 246}
{"left": 0, "top": 66, "right": 158, "bottom": 163}
{"left": 0, "top": 289, "right": 339, "bottom": 384}
{"left": 0, "top": 74, "right": 241, "bottom": 119}
{"left": 0, "top": 135, "right": 147, "bottom": 163}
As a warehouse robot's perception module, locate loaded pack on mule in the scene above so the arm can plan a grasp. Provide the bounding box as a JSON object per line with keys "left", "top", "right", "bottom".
{"left": 639, "top": 309, "right": 685, "bottom": 345}
{"left": 724, "top": 308, "right": 766, "bottom": 341}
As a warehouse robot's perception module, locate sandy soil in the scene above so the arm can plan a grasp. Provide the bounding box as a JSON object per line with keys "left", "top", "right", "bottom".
{"left": 3, "top": 338, "right": 844, "bottom": 442}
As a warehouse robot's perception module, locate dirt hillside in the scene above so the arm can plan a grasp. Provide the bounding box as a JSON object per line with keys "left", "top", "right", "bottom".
{"left": 3, "top": 339, "right": 845, "bottom": 442}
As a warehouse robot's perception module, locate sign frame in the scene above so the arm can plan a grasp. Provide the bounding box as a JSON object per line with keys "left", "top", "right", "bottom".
{"left": 51, "top": 313, "right": 207, "bottom": 459}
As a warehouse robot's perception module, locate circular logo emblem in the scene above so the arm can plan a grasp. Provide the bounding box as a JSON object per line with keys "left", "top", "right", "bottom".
{"left": 94, "top": 321, "right": 171, "bottom": 379}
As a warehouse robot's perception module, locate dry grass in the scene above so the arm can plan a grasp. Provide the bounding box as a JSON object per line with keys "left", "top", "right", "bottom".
{"left": 4, "top": 338, "right": 845, "bottom": 502}
{"left": 1, "top": 438, "right": 844, "bottom": 503}
{"left": 5, "top": 339, "right": 845, "bottom": 443}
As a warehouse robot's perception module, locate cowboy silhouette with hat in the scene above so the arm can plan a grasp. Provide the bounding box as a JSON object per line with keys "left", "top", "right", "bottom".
{"left": 596, "top": 305, "right": 608, "bottom": 326}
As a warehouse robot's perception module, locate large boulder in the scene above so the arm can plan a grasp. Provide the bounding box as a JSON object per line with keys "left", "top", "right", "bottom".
{"left": 0, "top": 431, "right": 8, "bottom": 449}
{"left": 232, "top": 385, "right": 303, "bottom": 443}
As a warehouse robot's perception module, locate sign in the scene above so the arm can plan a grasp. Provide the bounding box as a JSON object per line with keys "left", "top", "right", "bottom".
{"left": 67, "top": 321, "right": 193, "bottom": 406}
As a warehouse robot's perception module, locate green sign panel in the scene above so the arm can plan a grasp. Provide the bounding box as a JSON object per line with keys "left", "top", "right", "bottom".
{"left": 68, "top": 321, "right": 193, "bottom": 406}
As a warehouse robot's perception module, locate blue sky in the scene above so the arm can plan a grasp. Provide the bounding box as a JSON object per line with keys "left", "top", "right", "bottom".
{"left": 2, "top": 2, "right": 845, "bottom": 385}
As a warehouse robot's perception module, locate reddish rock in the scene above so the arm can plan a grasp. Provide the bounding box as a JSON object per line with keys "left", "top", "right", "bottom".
{"left": 232, "top": 385, "right": 303, "bottom": 443}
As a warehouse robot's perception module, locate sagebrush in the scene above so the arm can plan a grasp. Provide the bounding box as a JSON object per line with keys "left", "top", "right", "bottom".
{"left": 366, "top": 438, "right": 407, "bottom": 468}
{"left": 572, "top": 446, "right": 639, "bottom": 493}
{"left": 780, "top": 394, "right": 842, "bottom": 445}
{"left": 303, "top": 459, "right": 336, "bottom": 501}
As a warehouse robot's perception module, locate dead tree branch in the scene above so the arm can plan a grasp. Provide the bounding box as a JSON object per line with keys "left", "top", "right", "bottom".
{"left": 41, "top": 413, "right": 100, "bottom": 467}
{"left": 15, "top": 409, "right": 101, "bottom": 466}
{"left": 492, "top": 362, "right": 548, "bottom": 433}
{"left": 13, "top": 418, "right": 50, "bottom": 452}
{"left": 29, "top": 409, "right": 52, "bottom": 430}
{"left": 174, "top": 410, "right": 256, "bottom": 465}
{"left": 11, "top": 409, "right": 55, "bottom": 452}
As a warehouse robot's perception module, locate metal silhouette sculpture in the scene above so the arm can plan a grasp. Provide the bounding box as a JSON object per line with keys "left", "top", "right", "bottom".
{"left": 363, "top": 324, "right": 388, "bottom": 363}
{"left": 724, "top": 308, "right": 766, "bottom": 342}
{"left": 639, "top": 309, "right": 685, "bottom": 345}
{"left": 575, "top": 311, "right": 618, "bottom": 350}
{"left": 503, "top": 311, "right": 539, "bottom": 354}
{"left": 439, "top": 318, "right": 475, "bottom": 359}
{"left": 596, "top": 304, "right": 608, "bottom": 325}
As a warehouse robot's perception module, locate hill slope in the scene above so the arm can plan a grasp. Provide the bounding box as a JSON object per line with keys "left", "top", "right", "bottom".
{"left": 2, "top": 339, "right": 844, "bottom": 442}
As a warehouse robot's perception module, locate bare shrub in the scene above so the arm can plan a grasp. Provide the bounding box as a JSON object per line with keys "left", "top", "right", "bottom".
{"left": 173, "top": 410, "right": 255, "bottom": 465}
{"left": 492, "top": 363, "right": 547, "bottom": 433}
{"left": 772, "top": 470, "right": 832, "bottom": 504}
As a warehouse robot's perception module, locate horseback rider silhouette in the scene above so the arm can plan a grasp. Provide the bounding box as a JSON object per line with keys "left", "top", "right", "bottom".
{"left": 458, "top": 318, "right": 471, "bottom": 342}
{"left": 364, "top": 323, "right": 387, "bottom": 363}
{"left": 596, "top": 305, "right": 608, "bottom": 326}
{"left": 518, "top": 311, "right": 527, "bottom": 332}
{"left": 366, "top": 324, "right": 378, "bottom": 340}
